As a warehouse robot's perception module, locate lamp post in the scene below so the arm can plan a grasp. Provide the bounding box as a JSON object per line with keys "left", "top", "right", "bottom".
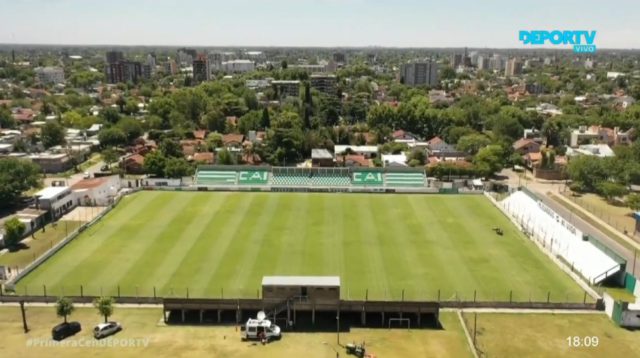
{"left": 336, "top": 315, "right": 340, "bottom": 346}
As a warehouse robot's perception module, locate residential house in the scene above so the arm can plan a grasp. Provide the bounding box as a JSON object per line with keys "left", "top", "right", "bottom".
{"left": 121, "top": 154, "right": 145, "bottom": 174}
{"left": 513, "top": 138, "right": 541, "bottom": 155}
{"left": 311, "top": 149, "right": 334, "bottom": 167}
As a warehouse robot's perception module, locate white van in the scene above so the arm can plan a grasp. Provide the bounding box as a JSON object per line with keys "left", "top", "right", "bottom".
{"left": 242, "top": 312, "right": 281, "bottom": 341}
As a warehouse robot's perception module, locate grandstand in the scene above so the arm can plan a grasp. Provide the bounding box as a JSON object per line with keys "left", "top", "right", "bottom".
{"left": 385, "top": 172, "right": 426, "bottom": 187}
{"left": 500, "top": 190, "right": 624, "bottom": 285}
{"left": 195, "top": 169, "right": 237, "bottom": 185}
{"left": 194, "top": 166, "right": 429, "bottom": 189}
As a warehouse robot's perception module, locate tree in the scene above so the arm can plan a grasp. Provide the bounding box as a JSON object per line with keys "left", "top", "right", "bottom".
{"left": 164, "top": 157, "right": 193, "bottom": 178}
{"left": 202, "top": 110, "right": 226, "bottom": 133}
{"left": 206, "top": 132, "right": 224, "bottom": 151}
{"left": 3, "top": 217, "right": 26, "bottom": 247}
{"left": 117, "top": 117, "right": 143, "bottom": 142}
{"left": 627, "top": 193, "right": 640, "bottom": 211}
{"left": 457, "top": 133, "right": 491, "bottom": 155}
{"left": 0, "top": 106, "right": 16, "bottom": 129}
{"left": 473, "top": 145, "right": 505, "bottom": 177}
{"left": 159, "top": 138, "right": 183, "bottom": 158}
{"left": 55, "top": 297, "right": 75, "bottom": 323}
{"left": 0, "top": 158, "right": 41, "bottom": 209}
{"left": 98, "top": 127, "right": 127, "bottom": 147}
{"left": 566, "top": 156, "right": 609, "bottom": 192}
{"left": 100, "top": 107, "right": 121, "bottom": 124}
{"left": 93, "top": 297, "right": 115, "bottom": 323}
{"left": 238, "top": 110, "right": 262, "bottom": 134}
{"left": 143, "top": 151, "right": 167, "bottom": 177}
{"left": 101, "top": 147, "right": 118, "bottom": 166}
{"left": 597, "top": 182, "right": 628, "bottom": 202}
{"left": 41, "top": 121, "right": 66, "bottom": 148}
{"left": 216, "top": 148, "right": 236, "bottom": 165}
{"left": 261, "top": 108, "right": 271, "bottom": 129}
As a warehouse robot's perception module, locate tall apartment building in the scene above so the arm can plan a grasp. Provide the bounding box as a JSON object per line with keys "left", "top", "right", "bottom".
{"left": 221, "top": 60, "right": 255, "bottom": 74}
{"left": 106, "top": 51, "right": 124, "bottom": 64}
{"left": 272, "top": 80, "right": 301, "bottom": 99}
{"left": 192, "top": 54, "right": 211, "bottom": 84}
{"left": 477, "top": 55, "right": 490, "bottom": 71}
{"left": 35, "top": 67, "right": 65, "bottom": 84}
{"left": 505, "top": 58, "right": 523, "bottom": 77}
{"left": 164, "top": 59, "right": 178, "bottom": 75}
{"left": 490, "top": 54, "right": 505, "bottom": 72}
{"left": 105, "top": 61, "right": 143, "bottom": 84}
{"left": 451, "top": 54, "right": 463, "bottom": 68}
{"left": 310, "top": 74, "right": 337, "bottom": 96}
{"left": 400, "top": 61, "right": 439, "bottom": 87}
{"left": 333, "top": 52, "right": 346, "bottom": 65}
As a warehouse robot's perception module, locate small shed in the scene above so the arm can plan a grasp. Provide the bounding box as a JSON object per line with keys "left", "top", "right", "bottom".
{"left": 262, "top": 276, "right": 340, "bottom": 302}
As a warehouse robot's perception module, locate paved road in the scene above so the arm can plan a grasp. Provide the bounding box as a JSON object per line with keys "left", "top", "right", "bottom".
{"left": 499, "top": 169, "right": 639, "bottom": 277}
{"left": 42, "top": 160, "right": 105, "bottom": 187}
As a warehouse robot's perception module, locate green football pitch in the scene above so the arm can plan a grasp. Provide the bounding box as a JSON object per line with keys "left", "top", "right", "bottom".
{"left": 16, "top": 191, "right": 587, "bottom": 301}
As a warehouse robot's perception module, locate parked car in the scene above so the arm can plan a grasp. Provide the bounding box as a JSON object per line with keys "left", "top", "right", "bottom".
{"left": 93, "top": 321, "right": 122, "bottom": 339}
{"left": 51, "top": 321, "right": 81, "bottom": 341}
{"left": 83, "top": 171, "right": 91, "bottom": 179}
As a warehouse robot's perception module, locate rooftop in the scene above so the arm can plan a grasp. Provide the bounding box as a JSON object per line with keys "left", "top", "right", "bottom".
{"left": 71, "top": 176, "right": 116, "bottom": 190}
{"left": 311, "top": 148, "right": 333, "bottom": 159}
{"left": 35, "top": 186, "right": 70, "bottom": 200}
{"left": 262, "top": 276, "right": 340, "bottom": 287}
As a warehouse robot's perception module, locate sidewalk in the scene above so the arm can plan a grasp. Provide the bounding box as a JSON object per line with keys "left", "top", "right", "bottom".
{"left": 552, "top": 192, "right": 640, "bottom": 251}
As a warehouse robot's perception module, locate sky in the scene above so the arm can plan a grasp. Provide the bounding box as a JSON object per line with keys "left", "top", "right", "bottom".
{"left": 0, "top": 0, "right": 639, "bottom": 48}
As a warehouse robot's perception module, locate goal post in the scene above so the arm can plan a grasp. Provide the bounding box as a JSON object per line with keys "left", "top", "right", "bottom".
{"left": 388, "top": 318, "right": 410, "bottom": 329}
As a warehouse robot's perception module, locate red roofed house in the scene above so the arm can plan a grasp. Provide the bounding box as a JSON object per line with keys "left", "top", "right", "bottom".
{"left": 121, "top": 154, "right": 145, "bottom": 174}
{"left": 513, "top": 138, "right": 541, "bottom": 155}
{"left": 192, "top": 152, "right": 215, "bottom": 164}
{"left": 222, "top": 134, "right": 245, "bottom": 149}
{"left": 12, "top": 108, "right": 36, "bottom": 123}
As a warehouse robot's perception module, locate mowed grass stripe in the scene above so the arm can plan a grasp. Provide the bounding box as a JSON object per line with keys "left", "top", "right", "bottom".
{"left": 118, "top": 193, "right": 221, "bottom": 295}
{"left": 175, "top": 193, "right": 254, "bottom": 297}
{"left": 274, "top": 194, "right": 309, "bottom": 275}
{"left": 224, "top": 194, "right": 281, "bottom": 297}
{"left": 357, "top": 195, "right": 392, "bottom": 300}
{"left": 83, "top": 193, "right": 195, "bottom": 296}
{"left": 162, "top": 192, "right": 236, "bottom": 297}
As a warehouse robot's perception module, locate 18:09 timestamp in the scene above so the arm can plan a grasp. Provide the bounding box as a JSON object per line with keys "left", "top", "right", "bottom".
{"left": 566, "top": 336, "right": 599, "bottom": 347}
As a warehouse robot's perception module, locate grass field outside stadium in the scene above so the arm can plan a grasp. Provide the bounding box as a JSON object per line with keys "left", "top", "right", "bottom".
{"left": 16, "top": 191, "right": 587, "bottom": 302}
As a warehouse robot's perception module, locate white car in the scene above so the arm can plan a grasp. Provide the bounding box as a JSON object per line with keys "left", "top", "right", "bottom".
{"left": 93, "top": 321, "right": 122, "bottom": 339}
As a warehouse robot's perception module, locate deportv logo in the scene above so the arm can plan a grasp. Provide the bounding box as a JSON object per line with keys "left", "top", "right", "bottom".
{"left": 519, "top": 30, "right": 597, "bottom": 53}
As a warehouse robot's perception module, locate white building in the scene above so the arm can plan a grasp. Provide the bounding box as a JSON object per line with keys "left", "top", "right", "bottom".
{"left": 381, "top": 153, "right": 407, "bottom": 167}
{"left": 35, "top": 67, "right": 65, "bottom": 84}
{"left": 222, "top": 60, "right": 255, "bottom": 74}
{"left": 35, "top": 186, "right": 76, "bottom": 218}
{"left": 71, "top": 176, "right": 120, "bottom": 206}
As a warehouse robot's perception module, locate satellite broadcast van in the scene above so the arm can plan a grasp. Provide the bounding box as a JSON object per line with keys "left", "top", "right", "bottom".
{"left": 242, "top": 311, "right": 281, "bottom": 341}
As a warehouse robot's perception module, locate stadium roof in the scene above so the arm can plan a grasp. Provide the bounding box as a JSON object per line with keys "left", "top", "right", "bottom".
{"left": 262, "top": 276, "right": 340, "bottom": 287}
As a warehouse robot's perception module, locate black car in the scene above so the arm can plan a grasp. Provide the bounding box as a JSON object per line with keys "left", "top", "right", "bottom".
{"left": 51, "top": 321, "right": 81, "bottom": 341}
